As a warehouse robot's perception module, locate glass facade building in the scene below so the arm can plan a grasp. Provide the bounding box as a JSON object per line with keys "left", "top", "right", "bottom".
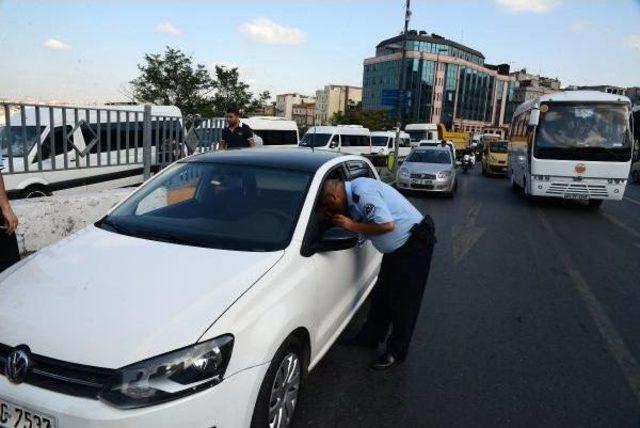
{"left": 363, "top": 32, "right": 516, "bottom": 131}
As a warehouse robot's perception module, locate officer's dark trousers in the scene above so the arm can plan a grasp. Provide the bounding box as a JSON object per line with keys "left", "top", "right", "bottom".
{"left": 0, "top": 214, "right": 20, "bottom": 273}
{"left": 362, "top": 216, "right": 436, "bottom": 360}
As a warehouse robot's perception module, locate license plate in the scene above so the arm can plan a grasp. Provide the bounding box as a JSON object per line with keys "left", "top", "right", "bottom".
{"left": 563, "top": 193, "right": 589, "bottom": 200}
{"left": 412, "top": 179, "right": 432, "bottom": 185}
{"left": 0, "top": 398, "right": 56, "bottom": 428}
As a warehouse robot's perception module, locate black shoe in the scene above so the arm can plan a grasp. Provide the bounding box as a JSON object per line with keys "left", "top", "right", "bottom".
{"left": 370, "top": 352, "right": 399, "bottom": 370}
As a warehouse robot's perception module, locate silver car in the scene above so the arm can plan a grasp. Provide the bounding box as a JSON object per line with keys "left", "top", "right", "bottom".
{"left": 396, "top": 146, "right": 457, "bottom": 197}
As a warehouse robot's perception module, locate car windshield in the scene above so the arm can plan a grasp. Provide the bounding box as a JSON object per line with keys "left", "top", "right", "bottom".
{"left": 299, "top": 132, "right": 332, "bottom": 147}
{"left": 371, "top": 136, "right": 389, "bottom": 146}
{"left": 97, "top": 162, "right": 312, "bottom": 252}
{"left": 406, "top": 150, "right": 451, "bottom": 164}
{"left": 490, "top": 141, "right": 508, "bottom": 153}
{"left": 0, "top": 125, "right": 45, "bottom": 157}
{"left": 535, "top": 103, "right": 631, "bottom": 161}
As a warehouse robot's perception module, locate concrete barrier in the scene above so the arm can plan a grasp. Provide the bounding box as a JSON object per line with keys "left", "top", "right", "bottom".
{"left": 13, "top": 188, "right": 133, "bottom": 254}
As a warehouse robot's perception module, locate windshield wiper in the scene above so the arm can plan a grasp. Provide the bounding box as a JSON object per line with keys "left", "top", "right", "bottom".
{"left": 95, "top": 216, "right": 135, "bottom": 236}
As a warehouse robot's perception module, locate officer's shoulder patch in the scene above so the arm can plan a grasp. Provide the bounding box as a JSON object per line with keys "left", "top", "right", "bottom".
{"left": 365, "top": 203, "right": 376, "bottom": 217}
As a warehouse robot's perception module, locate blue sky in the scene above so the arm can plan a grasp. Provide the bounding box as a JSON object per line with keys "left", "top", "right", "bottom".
{"left": 1, "top": 0, "right": 639, "bottom": 103}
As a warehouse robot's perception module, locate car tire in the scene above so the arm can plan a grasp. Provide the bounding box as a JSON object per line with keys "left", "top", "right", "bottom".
{"left": 21, "top": 184, "right": 50, "bottom": 199}
{"left": 251, "top": 335, "right": 306, "bottom": 428}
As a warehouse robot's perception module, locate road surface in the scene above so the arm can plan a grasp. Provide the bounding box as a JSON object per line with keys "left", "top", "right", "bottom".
{"left": 296, "top": 167, "right": 640, "bottom": 427}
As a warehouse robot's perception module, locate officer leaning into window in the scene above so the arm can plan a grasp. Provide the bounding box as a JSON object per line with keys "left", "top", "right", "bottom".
{"left": 321, "top": 177, "right": 437, "bottom": 370}
{"left": 220, "top": 106, "right": 255, "bottom": 150}
{"left": 0, "top": 157, "right": 20, "bottom": 273}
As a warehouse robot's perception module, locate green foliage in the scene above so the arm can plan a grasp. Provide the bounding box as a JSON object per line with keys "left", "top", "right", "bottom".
{"left": 331, "top": 106, "right": 395, "bottom": 130}
{"left": 130, "top": 46, "right": 270, "bottom": 118}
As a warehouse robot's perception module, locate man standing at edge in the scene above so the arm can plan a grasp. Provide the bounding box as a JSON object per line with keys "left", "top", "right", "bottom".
{"left": 220, "top": 106, "right": 255, "bottom": 150}
{"left": 321, "top": 177, "right": 437, "bottom": 369}
{"left": 0, "top": 157, "right": 20, "bottom": 273}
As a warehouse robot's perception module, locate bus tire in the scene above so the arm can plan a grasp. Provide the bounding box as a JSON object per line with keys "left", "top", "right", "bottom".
{"left": 21, "top": 184, "right": 50, "bottom": 199}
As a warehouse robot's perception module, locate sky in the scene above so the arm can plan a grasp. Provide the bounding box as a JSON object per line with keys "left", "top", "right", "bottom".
{"left": 0, "top": 0, "right": 639, "bottom": 104}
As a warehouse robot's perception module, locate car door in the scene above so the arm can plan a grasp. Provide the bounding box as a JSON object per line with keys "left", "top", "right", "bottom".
{"left": 300, "top": 163, "right": 369, "bottom": 352}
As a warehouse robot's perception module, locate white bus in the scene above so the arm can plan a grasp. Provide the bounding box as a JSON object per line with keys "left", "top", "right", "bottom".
{"left": 508, "top": 91, "right": 634, "bottom": 207}
{"left": 0, "top": 105, "right": 182, "bottom": 198}
{"left": 299, "top": 125, "right": 371, "bottom": 155}
{"left": 405, "top": 123, "right": 438, "bottom": 145}
{"left": 243, "top": 116, "right": 299, "bottom": 147}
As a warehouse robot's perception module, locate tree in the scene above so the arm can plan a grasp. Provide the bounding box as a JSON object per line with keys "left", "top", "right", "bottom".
{"left": 331, "top": 106, "right": 395, "bottom": 130}
{"left": 130, "top": 46, "right": 270, "bottom": 118}
{"left": 130, "top": 47, "right": 215, "bottom": 117}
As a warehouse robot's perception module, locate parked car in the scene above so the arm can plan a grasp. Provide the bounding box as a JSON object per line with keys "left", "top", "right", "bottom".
{"left": 396, "top": 146, "right": 457, "bottom": 197}
{"left": 0, "top": 149, "right": 383, "bottom": 428}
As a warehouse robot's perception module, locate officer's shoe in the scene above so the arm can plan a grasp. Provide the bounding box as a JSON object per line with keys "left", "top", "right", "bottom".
{"left": 370, "top": 351, "right": 399, "bottom": 370}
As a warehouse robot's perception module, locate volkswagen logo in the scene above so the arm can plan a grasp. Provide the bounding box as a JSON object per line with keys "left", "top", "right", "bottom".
{"left": 575, "top": 163, "right": 586, "bottom": 174}
{"left": 5, "top": 346, "right": 31, "bottom": 384}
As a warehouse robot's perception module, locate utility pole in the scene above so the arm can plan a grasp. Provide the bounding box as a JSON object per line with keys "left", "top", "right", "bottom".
{"left": 392, "top": 0, "right": 411, "bottom": 174}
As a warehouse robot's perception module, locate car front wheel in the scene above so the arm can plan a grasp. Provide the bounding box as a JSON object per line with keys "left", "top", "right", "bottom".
{"left": 251, "top": 336, "right": 305, "bottom": 428}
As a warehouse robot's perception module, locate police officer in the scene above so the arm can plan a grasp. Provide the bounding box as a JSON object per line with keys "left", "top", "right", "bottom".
{"left": 0, "top": 156, "right": 20, "bottom": 273}
{"left": 321, "top": 177, "right": 436, "bottom": 370}
{"left": 220, "top": 106, "right": 255, "bottom": 150}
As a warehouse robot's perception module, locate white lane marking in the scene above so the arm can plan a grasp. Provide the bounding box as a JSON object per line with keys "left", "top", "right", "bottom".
{"left": 602, "top": 212, "right": 640, "bottom": 240}
{"left": 537, "top": 210, "right": 640, "bottom": 405}
{"left": 452, "top": 202, "right": 485, "bottom": 265}
{"left": 623, "top": 196, "right": 640, "bottom": 207}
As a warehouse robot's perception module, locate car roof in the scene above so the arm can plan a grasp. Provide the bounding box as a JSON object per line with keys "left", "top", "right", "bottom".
{"left": 181, "top": 148, "right": 343, "bottom": 173}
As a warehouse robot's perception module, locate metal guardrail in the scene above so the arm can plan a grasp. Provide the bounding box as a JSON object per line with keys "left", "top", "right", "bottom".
{"left": 0, "top": 103, "right": 225, "bottom": 196}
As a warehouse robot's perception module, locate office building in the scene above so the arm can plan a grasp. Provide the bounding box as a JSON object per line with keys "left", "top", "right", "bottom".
{"left": 276, "top": 93, "right": 315, "bottom": 120}
{"left": 314, "top": 85, "right": 362, "bottom": 125}
{"left": 292, "top": 102, "right": 315, "bottom": 129}
{"left": 362, "top": 30, "right": 517, "bottom": 132}
{"left": 510, "top": 69, "right": 561, "bottom": 105}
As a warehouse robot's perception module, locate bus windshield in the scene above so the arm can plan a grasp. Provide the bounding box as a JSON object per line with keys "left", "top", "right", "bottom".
{"left": 299, "top": 132, "right": 332, "bottom": 147}
{"left": 534, "top": 103, "right": 631, "bottom": 162}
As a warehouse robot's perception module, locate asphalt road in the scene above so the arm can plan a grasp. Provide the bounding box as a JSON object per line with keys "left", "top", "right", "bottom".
{"left": 296, "top": 166, "right": 640, "bottom": 428}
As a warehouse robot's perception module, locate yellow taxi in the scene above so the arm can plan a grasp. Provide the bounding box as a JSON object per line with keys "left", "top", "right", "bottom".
{"left": 482, "top": 140, "right": 509, "bottom": 176}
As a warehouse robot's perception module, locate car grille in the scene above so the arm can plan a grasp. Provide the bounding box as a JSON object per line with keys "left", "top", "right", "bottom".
{"left": 0, "top": 343, "right": 115, "bottom": 399}
{"left": 545, "top": 182, "right": 609, "bottom": 198}
{"left": 410, "top": 173, "right": 436, "bottom": 179}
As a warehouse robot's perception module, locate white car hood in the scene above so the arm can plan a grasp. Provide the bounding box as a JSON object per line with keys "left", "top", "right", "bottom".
{"left": 0, "top": 226, "right": 283, "bottom": 368}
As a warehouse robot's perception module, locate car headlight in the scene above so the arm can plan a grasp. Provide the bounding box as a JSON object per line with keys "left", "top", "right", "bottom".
{"left": 399, "top": 168, "right": 410, "bottom": 178}
{"left": 100, "top": 335, "right": 234, "bottom": 409}
{"left": 437, "top": 170, "right": 452, "bottom": 179}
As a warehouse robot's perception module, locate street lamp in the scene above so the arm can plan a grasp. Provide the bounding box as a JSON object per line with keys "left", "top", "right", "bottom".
{"left": 430, "top": 47, "right": 448, "bottom": 123}
{"left": 392, "top": 0, "right": 411, "bottom": 174}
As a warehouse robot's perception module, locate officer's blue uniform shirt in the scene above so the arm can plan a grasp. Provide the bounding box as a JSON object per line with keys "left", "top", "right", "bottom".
{"left": 344, "top": 177, "right": 423, "bottom": 254}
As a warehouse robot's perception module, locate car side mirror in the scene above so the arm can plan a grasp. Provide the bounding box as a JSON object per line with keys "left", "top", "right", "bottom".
{"left": 315, "top": 227, "right": 359, "bottom": 253}
{"left": 329, "top": 141, "right": 337, "bottom": 149}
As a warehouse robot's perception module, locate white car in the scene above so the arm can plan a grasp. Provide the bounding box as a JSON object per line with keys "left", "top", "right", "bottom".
{"left": 0, "top": 149, "right": 383, "bottom": 428}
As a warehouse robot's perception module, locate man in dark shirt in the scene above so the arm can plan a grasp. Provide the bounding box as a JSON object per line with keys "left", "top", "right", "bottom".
{"left": 220, "top": 107, "right": 255, "bottom": 150}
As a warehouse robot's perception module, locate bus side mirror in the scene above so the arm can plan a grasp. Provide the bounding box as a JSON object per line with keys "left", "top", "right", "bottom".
{"left": 529, "top": 109, "right": 540, "bottom": 127}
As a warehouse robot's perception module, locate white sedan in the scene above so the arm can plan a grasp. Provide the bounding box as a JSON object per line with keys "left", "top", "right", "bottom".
{"left": 0, "top": 149, "right": 383, "bottom": 428}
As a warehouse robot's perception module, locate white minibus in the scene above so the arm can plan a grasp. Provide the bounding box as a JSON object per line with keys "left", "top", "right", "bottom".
{"left": 508, "top": 91, "right": 634, "bottom": 207}
{"left": 370, "top": 131, "right": 412, "bottom": 158}
{"left": 243, "top": 116, "right": 299, "bottom": 148}
{"left": 299, "top": 125, "right": 371, "bottom": 155}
